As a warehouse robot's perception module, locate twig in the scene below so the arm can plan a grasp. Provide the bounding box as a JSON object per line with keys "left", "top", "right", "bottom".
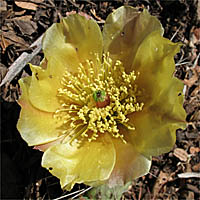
{"left": 148, "top": 172, "right": 158, "bottom": 178}
{"left": 53, "top": 187, "right": 89, "bottom": 200}
{"left": 175, "top": 62, "right": 192, "bottom": 66}
{"left": 47, "top": 0, "right": 56, "bottom": 7}
{"left": 67, "top": 0, "right": 80, "bottom": 8}
{"left": 178, "top": 172, "right": 200, "bottom": 178}
{"left": 170, "top": 26, "right": 181, "bottom": 41}
{"left": 81, "top": 0, "right": 96, "bottom": 6}
{"left": 0, "top": 34, "right": 43, "bottom": 87}
{"left": 71, "top": 186, "right": 92, "bottom": 199}
{"left": 54, "top": 189, "right": 85, "bottom": 200}
{"left": 192, "top": 52, "right": 200, "bottom": 68}
{"left": 132, "top": 190, "right": 137, "bottom": 200}
{"left": 138, "top": 185, "right": 142, "bottom": 200}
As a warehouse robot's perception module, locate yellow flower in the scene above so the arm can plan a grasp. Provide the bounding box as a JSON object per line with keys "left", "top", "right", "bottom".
{"left": 17, "top": 6, "right": 185, "bottom": 191}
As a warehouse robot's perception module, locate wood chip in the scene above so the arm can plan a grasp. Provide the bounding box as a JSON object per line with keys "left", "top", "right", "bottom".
{"left": 14, "top": 10, "right": 26, "bottom": 16}
{"left": 90, "top": 8, "right": 105, "bottom": 22}
{"left": 198, "top": 0, "right": 200, "bottom": 20}
{"left": 192, "top": 162, "right": 200, "bottom": 172}
{"left": 0, "top": 0, "right": 7, "bottom": 12}
{"left": 0, "top": 34, "right": 12, "bottom": 53}
{"left": 13, "top": 19, "right": 37, "bottom": 36}
{"left": 152, "top": 171, "right": 173, "bottom": 199}
{"left": 187, "top": 184, "right": 200, "bottom": 194}
{"left": 173, "top": 148, "right": 188, "bottom": 162}
{"left": 2, "top": 31, "right": 27, "bottom": 47}
{"left": 187, "top": 191, "right": 194, "bottom": 199}
{"left": 189, "top": 146, "right": 200, "bottom": 154}
{"left": 0, "top": 64, "right": 8, "bottom": 83}
{"left": 12, "top": 15, "right": 32, "bottom": 21}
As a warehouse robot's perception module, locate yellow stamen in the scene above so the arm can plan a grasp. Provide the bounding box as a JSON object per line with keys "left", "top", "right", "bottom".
{"left": 55, "top": 53, "right": 144, "bottom": 143}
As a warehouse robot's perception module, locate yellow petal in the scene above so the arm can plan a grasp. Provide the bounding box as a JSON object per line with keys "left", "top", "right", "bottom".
{"left": 28, "top": 57, "right": 65, "bottom": 112}
{"left": 43, "top": 14, "right": 103, "bottom": 73}
{"left": 128, "top": 109, "right": 184, "bottom": 157}
{"left": 133, "top": 31, "right": 179, "bottom": 97}
{"left": 108, "top": 139, "right": 151, "bottom": 187}
{"left": 29, "top": 14, "right": 103, "bottom": 112}
{"left": 150, "top": 78, "right": 185, "bottom": 122}
{"left": 41, "top": 134, "right": 116, "bottom": 191}
{"left": 132, "top": 30, "right": 185, "bottom": 120}
{"left": 17, "top": 77, "right": 63, "bottom": 146}
{"left": 103, "top": 6, "right": 162, "bottom": 73}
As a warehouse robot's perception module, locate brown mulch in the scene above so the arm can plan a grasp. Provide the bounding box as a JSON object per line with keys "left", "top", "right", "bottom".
{"left": 1, "top": 0, "right": 199, "bottom": 199}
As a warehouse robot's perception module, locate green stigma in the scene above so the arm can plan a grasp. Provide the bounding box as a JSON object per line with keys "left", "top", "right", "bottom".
{"left": 93, "top": 90, "right": 106, "bottom": 102}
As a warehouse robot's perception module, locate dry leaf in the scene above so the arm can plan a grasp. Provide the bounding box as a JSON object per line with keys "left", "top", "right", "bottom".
{"left": 173, "top": 148, "right": 188, "bottom": 162}
{"left": 15, "top": 1, "right": 38, "bottom": 11}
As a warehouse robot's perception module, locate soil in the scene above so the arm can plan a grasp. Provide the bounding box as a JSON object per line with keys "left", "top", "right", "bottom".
{"left": 1, "top": 0, "right": 200, "bottom": 199}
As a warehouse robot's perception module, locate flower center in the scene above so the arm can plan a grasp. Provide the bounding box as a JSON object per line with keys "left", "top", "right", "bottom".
{"left": 93, "top": 90, "right": 110, "bottom": 108}
{"left": 54, "top": 53, "right": 144, "bottom": 143}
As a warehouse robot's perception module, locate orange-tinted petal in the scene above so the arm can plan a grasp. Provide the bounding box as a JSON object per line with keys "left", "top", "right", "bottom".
{"left": 42, "top": 134, "right": 116, "bottom": 191}
{"left": 17, "top": 77, "right": 63, "bottom": 146}
{"left": 103, "top": 6, "right": 162, "bottom": 73}
{"left": 108, "top": 139, "right": 151, "bottom": 187}
{"left": 33, "top": 136, "right": 65, "bottom": 152}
